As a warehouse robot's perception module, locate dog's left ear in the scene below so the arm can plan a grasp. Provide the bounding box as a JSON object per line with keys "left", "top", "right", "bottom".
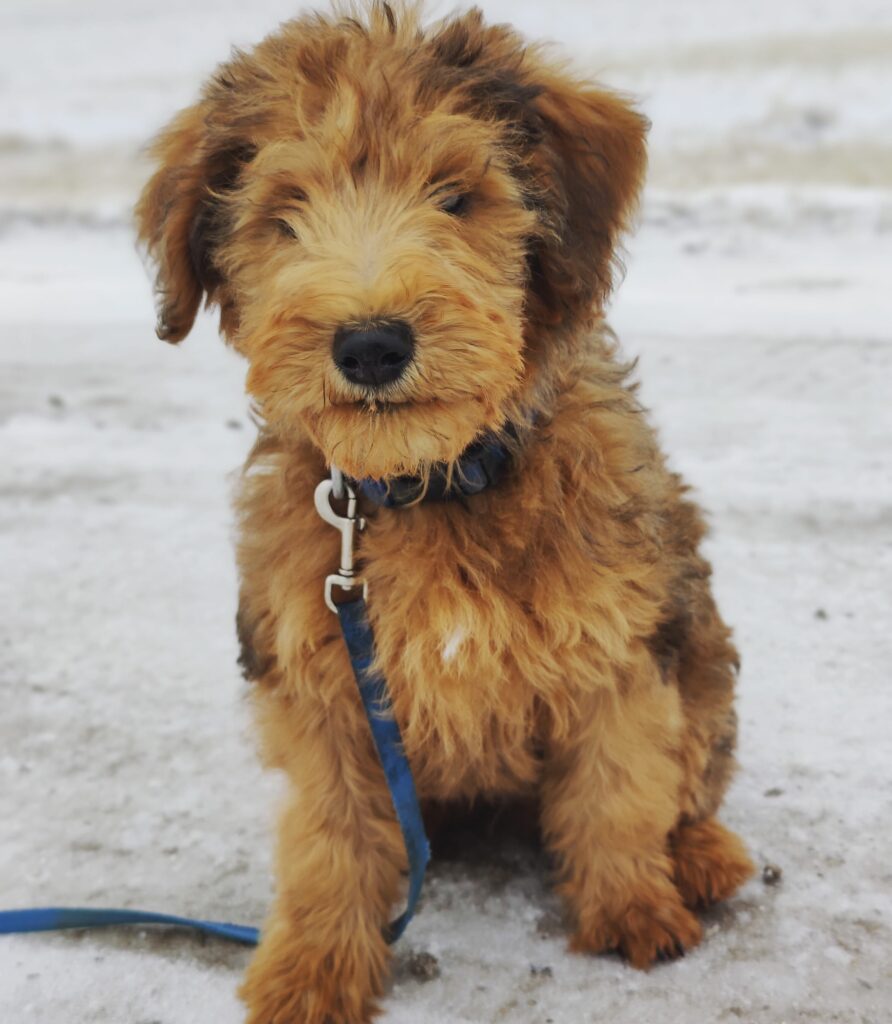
{"left": 524, "top": 71, "right": 649, "bottom": 327}
{"left": 135, "top": 101, "right": 252, "bottom": 343}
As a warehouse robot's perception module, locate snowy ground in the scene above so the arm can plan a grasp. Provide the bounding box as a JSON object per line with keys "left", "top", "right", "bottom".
{"left": 2, "top": 1, "right": 891, "bottom": 1022}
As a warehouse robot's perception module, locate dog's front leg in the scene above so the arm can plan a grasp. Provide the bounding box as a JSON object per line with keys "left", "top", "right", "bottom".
{"left": 540, "top": 664, "right": 702, "bottom": 968}
{"left": 240, "top": 716, "right": 405, "bottom": 1024}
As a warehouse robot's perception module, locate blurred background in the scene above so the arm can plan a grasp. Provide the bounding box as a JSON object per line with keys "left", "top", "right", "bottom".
{"left": 1, "top": 2, "right": 890, "bottom": 1022}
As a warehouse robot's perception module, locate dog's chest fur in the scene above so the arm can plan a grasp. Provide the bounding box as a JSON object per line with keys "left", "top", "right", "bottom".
{"left": 349, "top": 474, "right": 666, "bottom": 800}
{"left": 364, "top": 518, "right": 552, "bottom": 799}
{"left": 239, "top": 386, "right": 675, "bottom": 803}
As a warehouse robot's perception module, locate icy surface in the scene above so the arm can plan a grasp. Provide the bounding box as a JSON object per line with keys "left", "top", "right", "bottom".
{"left": 1, "top": 1, "right": 891, "bottom": 1022}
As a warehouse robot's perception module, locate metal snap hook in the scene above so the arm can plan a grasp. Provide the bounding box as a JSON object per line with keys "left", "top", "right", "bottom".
{"left": 314, "top": 471, "right": 368, "bottom": 613}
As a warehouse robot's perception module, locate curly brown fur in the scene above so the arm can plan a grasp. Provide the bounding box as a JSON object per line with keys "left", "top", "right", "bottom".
{"left": 136, "top": 4, "right": 753, "bottom": 1020}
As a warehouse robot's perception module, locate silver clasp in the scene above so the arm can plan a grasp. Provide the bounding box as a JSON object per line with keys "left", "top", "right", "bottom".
{"left": 314, "top": 470, "right": 368, "bottom": 613}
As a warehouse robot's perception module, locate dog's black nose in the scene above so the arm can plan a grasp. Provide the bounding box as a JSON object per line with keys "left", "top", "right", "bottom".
{"left": 333, "top": 321, "right": 415, "bottom": 388}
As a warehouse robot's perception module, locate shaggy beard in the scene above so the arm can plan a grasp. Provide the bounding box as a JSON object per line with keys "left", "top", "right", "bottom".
{"left": 299, "top": 393, "right": 505, "bottom": 479}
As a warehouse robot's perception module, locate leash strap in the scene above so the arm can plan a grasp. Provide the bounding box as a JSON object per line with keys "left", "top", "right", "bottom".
{"left": 0, "top": 907, "right": 258, "bottom": 944}
{"left": 0, "top": 600, "right": 429, "bottom": 947}
{"left": 2, "top": 477, "right": 430, "bottom": 946}
{"left": 336, "top": 597, "right": 430, "bottom": 942}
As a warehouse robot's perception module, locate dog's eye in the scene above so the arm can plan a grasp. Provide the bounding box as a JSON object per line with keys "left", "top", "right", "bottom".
{"left": 273, "top": 187, "right": 308, "bottom": 239}
{"left": 276, "top": 218, "right": 298, "bottom": 240}
{"left": 438, "top": 192, "right": 469, "bottom": 216}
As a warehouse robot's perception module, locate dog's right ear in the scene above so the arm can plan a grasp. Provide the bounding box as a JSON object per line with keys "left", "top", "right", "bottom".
{"left": 135, "top": 102, "right": 253, "bottom": 343}
{"left": 522, "top": 72, "right": 649, "bottom": 329}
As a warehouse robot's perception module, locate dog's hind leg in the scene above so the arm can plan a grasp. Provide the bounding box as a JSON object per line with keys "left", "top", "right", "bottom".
{"left": 240, "top": 696, "right": 404, "bottom": 1024}
{"left": 671, "top": 817, "right": 754, "bottom": 909}
{"left": 540, "top": 656, "right": 702, "bottom": 969}
{"left": 670, "top": 599, "right": 754, "bottom": 907}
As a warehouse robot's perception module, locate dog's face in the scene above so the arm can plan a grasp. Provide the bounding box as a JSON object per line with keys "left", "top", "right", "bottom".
{"left": 136, "top": 5, "right": 647, "bottom": 478}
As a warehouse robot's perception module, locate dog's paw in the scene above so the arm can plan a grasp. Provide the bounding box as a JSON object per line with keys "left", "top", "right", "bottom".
{"left": 240, "top": 927, "right": 383, "bottom": 1024}
{"left": 672, "top": 817, "right": 755, "bottom": 909}
{"left": 572, "top": 886, "right": 703, "bottom": 969}
{"left": 242, "top": 990, "right": 369, "bottom": 1024}
{"left": 241, "top": 971, "right": 377, "bottom": 1024}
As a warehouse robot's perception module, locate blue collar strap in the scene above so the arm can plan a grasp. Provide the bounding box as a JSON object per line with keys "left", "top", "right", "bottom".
{"left": 351, "top": 424, "right": 517, "bottom": 508}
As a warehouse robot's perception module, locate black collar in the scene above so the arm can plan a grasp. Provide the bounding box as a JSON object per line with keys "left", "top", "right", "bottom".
{"left": 349, "top": 426, "right": 519, "bottom": 508}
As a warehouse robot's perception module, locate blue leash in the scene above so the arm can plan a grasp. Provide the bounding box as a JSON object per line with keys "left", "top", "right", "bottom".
{"left": 0, "top": 907, "right": 259, "bottom": 945}
{"left": 0, "top": 596, "right": 429, "bottom": 947}
{"left": 336, "top": 598, "right": 430, "bottom": 942}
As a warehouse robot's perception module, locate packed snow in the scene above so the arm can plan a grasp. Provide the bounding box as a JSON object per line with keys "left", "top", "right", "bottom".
{"left": 1, "top": 1, "right": 891, "bottom": 1022}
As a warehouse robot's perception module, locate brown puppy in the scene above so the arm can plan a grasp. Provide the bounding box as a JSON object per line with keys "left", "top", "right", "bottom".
{"left": 136, "top": 4, "right": 753, "bottom": 1021}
